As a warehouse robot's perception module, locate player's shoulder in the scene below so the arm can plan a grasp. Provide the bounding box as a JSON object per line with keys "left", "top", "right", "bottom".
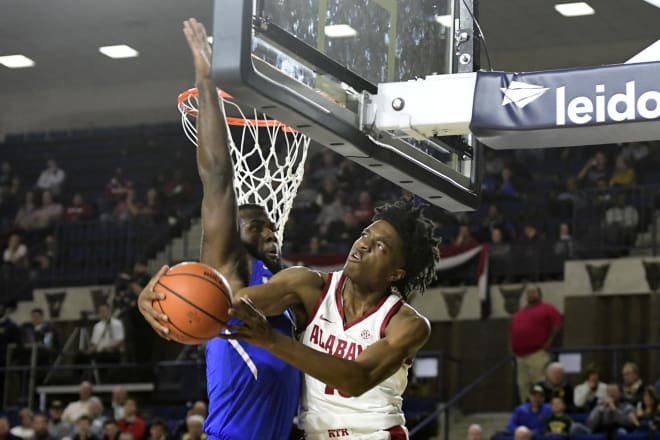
{"left": 273, "top": 265, "right": 328, "bottom": 287}
{"left": 387, "top": 302, "right": 431, "bottom": 337}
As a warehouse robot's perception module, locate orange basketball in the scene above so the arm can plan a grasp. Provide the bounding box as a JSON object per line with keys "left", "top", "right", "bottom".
{"left": 153, "top": 261, "right": 232, "bottom": 345}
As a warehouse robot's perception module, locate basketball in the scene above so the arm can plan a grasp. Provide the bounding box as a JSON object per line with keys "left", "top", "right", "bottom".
{"left": 153, "top": 261, "right": 232, "bottom": 345}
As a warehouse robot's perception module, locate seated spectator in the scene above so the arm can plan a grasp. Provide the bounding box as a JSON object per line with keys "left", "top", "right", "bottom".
{"left": 478, "top": 205, "right": 510, "bottom": 241}
{"left": 102, "top": 420, "right": 120, "bottom": 440}
{"left": 112, "top": 189, "right": 141, "bottom": 223}
{"left": 466, "top": 424, "right": 482, "bottom": 440}
{"left": 89, "top": 304, "right": 125, "bottom": 366}
{"left": 352, "top": 190, "right": 375, "bottom": 228}
{"left": 32, "top": 413, "right": 55, "bottom": 440}
{"left": 323, "top": 211, "right": 362, "bottom": 252}
{"left": 146, "top": 419, "right": 168, "bottom": 440}
{"left": 537, "top": 362, "right": 575, "bottom": 411}
{"left": 574, "top": 364, "right": 607, "bottom": 412}
{"left": 490, "top": 227, "right": 511, "bottom": 258}
{"left": 137, "top": 188, "right": 165, "bottom": 224}
{"left": 162, "top": 169, "right": 193, "bottom": 221}
{"left": 117, "top": 399, "right": 146, "bottom": 440}
{"left": 498, "top": 167, "right": 518, "bottom": 198}
{"left": 620, "top": 361, "right": 645, "bottom": 407}
{"left": 9, "top": 408, "right": 34, "bottom": 440}
{"left": 118, "top": 434, "right": 134, "bottom": 440}
{"left": 104, "top": 168, "right": 133, "bottom": 208}
{"left": 553, "top": 223, "right": 575, "bottom": 259}
{"left": 582, "top": 383, "right": 636, "bottom": 436}
{"left": 114, "top": 262, "right": 152, "bottom": 365}
{"left": 89, "top": 397, "right": 107, "bottom": 439}
{"left": 172, "top": 401, "right": 207, "bottom": 440}
{"left": 577, "top": 151, "right": 609, "bottom": 188}
{"left": 14, "top": 191, "right": 36, "bottom": 231}
{"left": 315, "top": 191, "right": 350, "bottom": 233}
{"left": 505, "top": 384, "right": 552, "bottom": 435}
{"left": 513, "top": 426, "right": 532, "bottom": 440}
{"left": 519, "top": 223, "right": 541, "bottom": 242}
{"left": 555, "top": 177, "right": 582, "bottom": 218}
{"left": 604, "top": 194, "right": 639, "bottom": 246}
{"left": 0, "top": 177, "right": 20, "bottom": 230}
{"left": 0, "top": 161, "right": 15, "bottom": 193}
{"left": 73, "top": 415, "right": 99, "bottom": 440}
{"left": 48, "top": 400, "right": 72, "bottom": 439}
{"left": 35, "top": 159, "right": 66, "bottom": 196}
{"left": 609, "top": 154, "right": 636, "bottom": 187}
{"left": 63, "top": 193, "right": 94, "bottom": 222}
{"left": 62, "top": 381, "right": 97, "bottom": 424}
{"left": 453, "top": 224, "right": 479, "bottom": 249}
{"left": 633, "top": 385, "right": 660, "bottom": 432}
{"left": 0, "top": 415, "right": 20, "bottom": 440}
{"left": 2, "top": 233, "right": 28, "bottom": 269}
{"left": 543, "top": 396, "right": 573, "bottom": 435}
{"left": 181, "top": 416, "right": 206, "bottom": 440}
{"left": 109, "top": 386, "right": 127, "bottom": 422}
{"left": 22, "top": 307, "right": 58, "bottom": 349}
{"left": 31, "top": 233, "right": 58, "bottom": 276}
{"left": 30, "top": 191, "right": 63, "bottom": 231}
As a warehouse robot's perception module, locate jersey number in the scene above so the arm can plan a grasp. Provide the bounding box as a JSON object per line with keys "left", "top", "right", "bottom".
{"left": 324, "top": 384, "right": 351, "bottom": 398}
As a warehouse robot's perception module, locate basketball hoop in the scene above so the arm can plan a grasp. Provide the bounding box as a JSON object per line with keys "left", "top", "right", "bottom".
{"left": 177, "top": 87, "right": 311, "bottom": 245}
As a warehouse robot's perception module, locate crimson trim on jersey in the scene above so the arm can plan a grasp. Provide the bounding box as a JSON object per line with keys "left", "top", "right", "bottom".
{"left": 305, "top": 272, "right": 335, "bottom": 329}
{"left": 336, "top": 280, "right": 391, "bottom": 331}
{"left": 379, "top": 299, "right": 403, "bottom": 338}
{"left": 386, "top": 425, "right": 408, "bottom": 439}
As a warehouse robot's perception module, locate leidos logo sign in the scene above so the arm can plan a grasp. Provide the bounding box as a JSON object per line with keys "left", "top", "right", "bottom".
{"left": 501, "top": 80, "right": 660, "bottom": 125}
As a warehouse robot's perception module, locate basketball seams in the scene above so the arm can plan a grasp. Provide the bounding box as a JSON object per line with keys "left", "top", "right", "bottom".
{"left": 162, "top": 272, "right": 232, "bottom": 306}
{"left": 153, "top": 299, "right": 208, "bottom": 342}
{"left": 156, "top": 280, "right": 229, "bottom": 326}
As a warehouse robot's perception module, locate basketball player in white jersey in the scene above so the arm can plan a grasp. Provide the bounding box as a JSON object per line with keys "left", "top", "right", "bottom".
{"left": 222, "top": 198, "right": 439, "bottom": 439}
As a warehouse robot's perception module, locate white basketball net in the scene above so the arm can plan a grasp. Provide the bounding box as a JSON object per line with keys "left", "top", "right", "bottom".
{"left": 178, "top": 88, "right": 311, "bottom": 245}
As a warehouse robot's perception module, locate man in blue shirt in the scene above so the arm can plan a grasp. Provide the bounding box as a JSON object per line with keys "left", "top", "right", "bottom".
{"left": 506, "top": 384, "right": 553, "bottom": 435}
{"left": 139, "top": 18, "right": 299, "bottom": 440}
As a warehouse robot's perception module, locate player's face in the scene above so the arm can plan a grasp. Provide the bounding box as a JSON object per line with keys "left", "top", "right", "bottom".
{"left": 239, "top": 208, "right": 279, "bottom": 269}
{"left": 344, "top": 220, "right": 406, "bottom": 289}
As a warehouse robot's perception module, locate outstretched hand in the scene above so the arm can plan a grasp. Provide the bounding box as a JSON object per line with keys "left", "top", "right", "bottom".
{"left": 219, "top": 297, "right": 277, "bottom": 349}
{"left": 183, "top": 17, "right": 212, "bottom": 82}
{"left": 137, "top": 265, "right": 171, "bottom": 340}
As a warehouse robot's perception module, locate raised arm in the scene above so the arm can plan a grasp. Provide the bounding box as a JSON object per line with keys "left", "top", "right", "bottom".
{"left": 183, "top": 18, "right": 243, "bottom": 271}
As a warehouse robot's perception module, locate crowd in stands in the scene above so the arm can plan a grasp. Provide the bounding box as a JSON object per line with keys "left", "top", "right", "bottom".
{"left": 0, "top": 382, "right": 209, "bottom": 440}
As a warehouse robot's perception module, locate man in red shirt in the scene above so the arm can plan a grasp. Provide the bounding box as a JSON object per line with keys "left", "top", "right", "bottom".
{"left": 509, "top": 285, "right": 562, "bottom": 403}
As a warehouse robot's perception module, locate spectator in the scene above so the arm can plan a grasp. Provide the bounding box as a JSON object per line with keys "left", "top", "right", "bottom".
{"left": 574, "top": 364, "right": 608, "bottom": 412}
{"left": 31, "top": 233, "right": 58, "bottom": 276}
{"left": 316, "top": 176, "right": 338, "bottom": 206}
{"left": 181, "top": 416, "right": 206, "bottom": 440}
{"left": 453, "top": 224, "right": 479, "bottom": 249}
{"left": 35, "top": 159, "right": 66, "bottom": 196}
{"left": 323, "top": 211, "right": 362, "bottom": 252}
{"left": 104, "top": 168, "right": 133, "bottom": 208}
{"left": 161, "top": 170, "right": 193, "bottom": 222}
{"left": 506, "top": 384, "right": 552, "bottom": 435}
{"left": 117, "top": 399, "right": 146, "bottom": 440}
{"left": 577, "top": 151, "right": 609, "bottom": 188}
{"left": 3, "top": 233, "right": 28, "bottom": 269}
{"left": 584, "top": 383, "right": 635, "bottom": 436}
{"left": 0, "top": 176, "right": 20, "bottom": 230}
{"left": 490, "top": 227, "right": 511, "bottom": 258}
{"left": 173, "top": 401, "right": 207, "bottom": 440}
{"left": 48, "top": 400, "right": 72, "bottom": 439}
{"left": 145, "top": 419, "right": 168, "bottom": 440}
{"left": 498, "top": 167, "right": 518, "bottom": 198}
{"left": 63, "top": 193, "right": 94, "bottom": 222}
{"left": 553, "top": 222, "right": 575, "bottom": 258}
{"left": 352, "top": 191, "right": 375, "bottom": 227}
{"left": 32, "top": 414, "right": 55, "bottom": 440}
{"left": 513, "top": 426, "right": 532, "bottom": 440}
{"left": 479, "top": 205, "right": 510, "bottom": 241}
{"left": 0, "top": 161, "right": 15, "bottom": 193}
{"left": 118, "top": 434, "right": 133, "bottom": 440}
{"left": 0, "top": 416, "right": 20, "bottom": 440}
{"left": 315, "top": 192, "right": 350, "bottom": 233}
{"left": 22, "top": 307, "right": 57, "bottom": 348}
{"left": 88, "top": 397, "right": 107, "bottom": 439}
{"left": 14, "top": 191, "right": 37, "bottom": 231}
{"left": 537, "top": 362, "right": 574, "bottom": 411}
{"left": 112, "top": 189, "right": 141, "bottom": 223}
{"left": 102, "top": 420, "right": 120, "bottom": 440}
{"left": 72, "top": 416, "right": 99, "bottom": 440}
{"left": 555, "top": 177, "right": 582, "bottom": 219}
{"left": 633, "top": 385, "right": 660, "bottom": 432}
{"left": 113, "top": 262, "right": 151, "bottom": 365}
{"left": 30, "top": 191, "right": 63, "bottom": 231}
{"left": 519, "top": 223, "right": 541, "bottom": 242}
{"left": 609, "top": 154, "right": 636, "bottom": 187}
{"left": 310, "top": 150, "right": 339, "bottom": 183}
{"left": 543, "top": 396, "right": 573, "bottom": 435}
{"left": 0, "top": 303, "right": 21, "bottom": 389}
{"left": 466, "top": 424, "right": 483, "bottom": 440}
{"left": 89, "top": 304, "right": 125, "bottom": 365}
{"left": 9, "top": 408, "right": 34, "bottom": 440}
{"left": 509, "top": 285, "right": 562, "bottom": 403}
{"left": 62, "top": 381, "right": 97, "bottom": 424}
{"left": 137, "top": 189, "right": 165, "bottom": 224}
{"left": 604, "top": 194, "right": 639, "bottom": 247}
{"left": 109, "top": 386, "right": 127, "bottom": 422}
{"left": 620, "top": 362, "right": 645, "bottom": 407}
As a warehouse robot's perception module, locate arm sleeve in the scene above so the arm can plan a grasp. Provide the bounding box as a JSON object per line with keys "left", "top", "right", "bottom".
{"left": 574, "top": 383, "right": 588, "bottom": 408}
{"left": 506, "top": 409, "right": 519, "bottom": 433}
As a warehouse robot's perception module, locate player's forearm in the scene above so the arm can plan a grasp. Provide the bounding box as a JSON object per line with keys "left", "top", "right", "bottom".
{"left": 266, "top": 331, "right": 373, "bottom": 396}
{"left": 196, "top": 78, "right": 232, "bottom": 184}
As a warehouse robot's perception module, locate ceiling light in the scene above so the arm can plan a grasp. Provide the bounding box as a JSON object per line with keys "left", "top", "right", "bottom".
{"left": 554, "top": 2, "right": 595, "bottom": 17}
{"left": 324, "top": 24, "right": 358, "bottom": 38}
{"left": 435, "top": 15, "right": 453, "bottom": 28}
{"left": 0, "top": 54, "right": 35, "bottom": 68}
{"left": 98, "top": 45, "right": 139, "bottom": 59}
{"left": 642, "top": 0, "right": 660, "bottom": 7}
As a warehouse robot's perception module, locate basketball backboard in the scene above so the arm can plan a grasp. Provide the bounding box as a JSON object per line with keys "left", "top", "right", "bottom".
{"left": 211, "top": 0, "right": 481, "bottom": 211}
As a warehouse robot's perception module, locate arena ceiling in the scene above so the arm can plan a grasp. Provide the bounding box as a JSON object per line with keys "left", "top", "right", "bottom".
{"left": 0, "top": 0, "right": 659, "bottom": 138}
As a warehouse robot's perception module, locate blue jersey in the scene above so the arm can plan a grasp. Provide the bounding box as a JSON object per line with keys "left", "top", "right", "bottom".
{"left": 205, "top": 257, "right": 300, "bottom": 440}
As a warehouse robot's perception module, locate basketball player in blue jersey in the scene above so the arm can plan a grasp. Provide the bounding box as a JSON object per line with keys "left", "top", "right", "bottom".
{"left": 220, "top": 200, "right": 438, "bottom": 439}
{"left": 138, "top": 18, "right": 300, "bottom": 440}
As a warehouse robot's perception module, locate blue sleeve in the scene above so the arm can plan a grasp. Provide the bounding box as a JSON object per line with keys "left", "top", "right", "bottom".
{"left": 506, "top": 407, "right": 519, "bottom": 433}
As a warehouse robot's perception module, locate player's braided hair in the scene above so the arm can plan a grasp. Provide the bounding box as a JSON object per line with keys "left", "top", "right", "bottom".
{"left": 372, "top": 198, "right": 439, "bottom": 301}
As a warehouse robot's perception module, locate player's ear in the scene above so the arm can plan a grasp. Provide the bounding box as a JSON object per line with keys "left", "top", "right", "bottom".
{"left": 389, "top": 268, "right": 405, "bottom": 283}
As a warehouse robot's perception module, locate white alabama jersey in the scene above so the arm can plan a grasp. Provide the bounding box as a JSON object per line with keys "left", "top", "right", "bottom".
{"left": 299, "top": 271, "right": 410, "bottom": 438}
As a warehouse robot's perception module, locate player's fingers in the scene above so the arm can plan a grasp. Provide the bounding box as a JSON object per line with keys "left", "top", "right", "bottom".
{"left": 147, "top": 265, "right": 169, "bottom": 291}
